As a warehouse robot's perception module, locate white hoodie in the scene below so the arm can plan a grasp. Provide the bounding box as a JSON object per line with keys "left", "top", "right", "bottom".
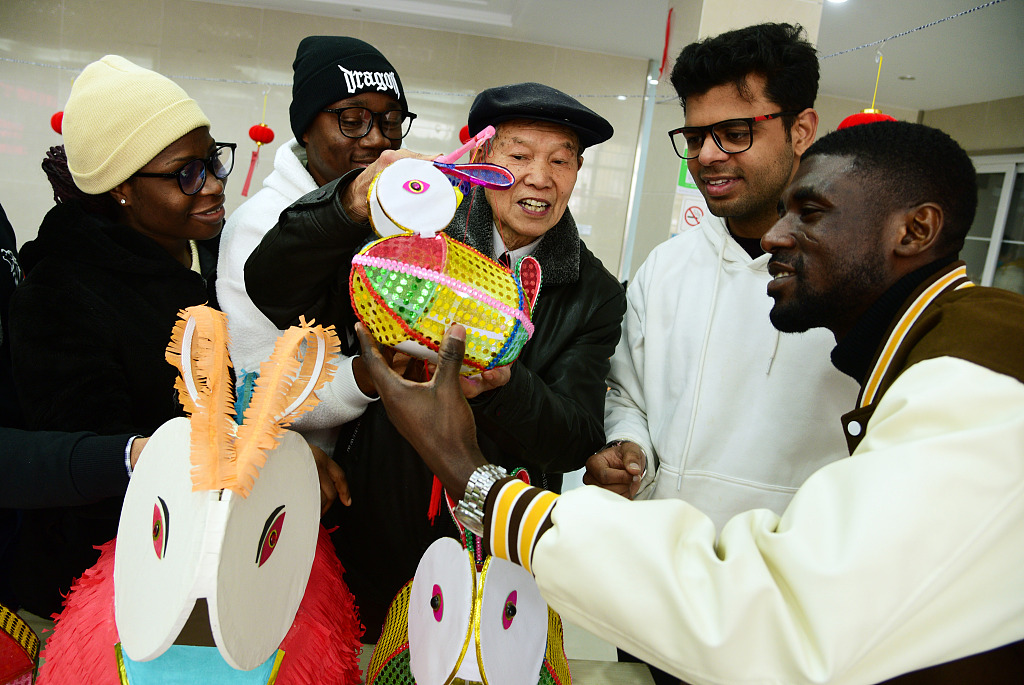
{"left": 605, "top": 212, "right": 858, "bottom": 529}
{"left": 217, "top": 139, "right": 375, "bottom": 450}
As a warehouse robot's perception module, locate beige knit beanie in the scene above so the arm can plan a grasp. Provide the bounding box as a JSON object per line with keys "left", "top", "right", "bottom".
{"left": 63, "top": 55, "right": 211, "bottom": 194}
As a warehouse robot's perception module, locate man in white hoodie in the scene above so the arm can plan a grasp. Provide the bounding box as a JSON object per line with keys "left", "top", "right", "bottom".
{"left": 217, "top": 36, "right": 415, "bottom": 453}
{"left": 593, "top": 22, "right": 857, "bottom": 591}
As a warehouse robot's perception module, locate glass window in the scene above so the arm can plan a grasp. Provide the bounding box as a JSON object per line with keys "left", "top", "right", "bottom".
{"left": 967, "top": 155, "right": 1023, "bottom": 292}
{"left": 992, "top": 170, "right": 1024, "bottom": 295}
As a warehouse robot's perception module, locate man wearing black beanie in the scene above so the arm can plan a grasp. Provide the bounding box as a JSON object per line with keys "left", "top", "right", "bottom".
{"left": 289, "top": 35, "right": 412, "bottom": 185}
{"left": 218, "top": 37, "right": 417, "bottom": 456}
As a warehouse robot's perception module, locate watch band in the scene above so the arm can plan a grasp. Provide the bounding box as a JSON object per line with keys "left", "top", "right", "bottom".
{"left": 454, "top": 464, "right": 508, "bottom": 536}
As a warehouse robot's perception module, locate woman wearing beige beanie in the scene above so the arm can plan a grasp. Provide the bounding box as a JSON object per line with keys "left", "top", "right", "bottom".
{"left": 5, "top": 55, "right": 234, "bottom": 616}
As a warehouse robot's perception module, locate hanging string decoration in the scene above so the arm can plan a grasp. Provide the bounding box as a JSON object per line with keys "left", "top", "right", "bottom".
{"left": 241, "top": 89, "right": 275, "bottom": 197}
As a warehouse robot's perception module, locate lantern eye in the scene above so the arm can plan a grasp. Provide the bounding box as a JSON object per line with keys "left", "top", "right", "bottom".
{"left": 502, "top": 590, "right": 517, "bottom": 630}
{"left": 256, "top": 505, "right": 286, "bottom": 567}
{"left": 151, "top": 496, "right": 169, "bottom": 559}
{"left": 430, "top": 583, "right": 444, "bottom": 622}
{"left": 403, "top": 179, "right": 429, "bottom": 194}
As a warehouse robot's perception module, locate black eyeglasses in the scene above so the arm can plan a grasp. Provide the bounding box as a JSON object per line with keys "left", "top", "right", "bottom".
{"left": 322, "top": 107, "right": 417, "bottom": 141}
{"left": 668, "top": 111, "right": 801, "bottom": 160}
{"left": 132, "top": 142, "right": 236, "bottom": 195}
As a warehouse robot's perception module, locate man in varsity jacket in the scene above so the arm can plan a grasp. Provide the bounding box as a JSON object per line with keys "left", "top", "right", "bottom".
{"left": 357, "top": 121, "right": 1024, "bottom": 684}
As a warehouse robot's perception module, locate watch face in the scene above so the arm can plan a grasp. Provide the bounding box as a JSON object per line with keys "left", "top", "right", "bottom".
{"left": 454, "top": 508, "right": 483, "bottom": 537}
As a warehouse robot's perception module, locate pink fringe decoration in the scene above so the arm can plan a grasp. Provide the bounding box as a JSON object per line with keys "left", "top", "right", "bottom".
{"left": 277, "top": 526, "right": 364, "bottom": 685}
{"left": 38, "top": 527, "right": 363, "bottom": 684}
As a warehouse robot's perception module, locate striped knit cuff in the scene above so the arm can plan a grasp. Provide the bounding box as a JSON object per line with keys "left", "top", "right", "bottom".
{"left": 483, "top": 477, "right": 558, "bottom": 575}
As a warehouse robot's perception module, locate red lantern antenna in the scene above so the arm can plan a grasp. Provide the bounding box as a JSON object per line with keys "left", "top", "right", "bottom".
{"left": 241, "top": 88, "right": 275, "bottom": 197}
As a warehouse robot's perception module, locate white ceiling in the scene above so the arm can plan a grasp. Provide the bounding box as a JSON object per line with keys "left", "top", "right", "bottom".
{"left": 816, "top": 0, "right": 1024, "bottom": 111}
{"left": 216, "top": 0, "right": 1024, "bottom": 112}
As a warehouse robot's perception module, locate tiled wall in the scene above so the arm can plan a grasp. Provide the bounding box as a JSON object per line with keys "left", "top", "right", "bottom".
{"left": 0, "top": 0, "right": 649, "bottom": 277}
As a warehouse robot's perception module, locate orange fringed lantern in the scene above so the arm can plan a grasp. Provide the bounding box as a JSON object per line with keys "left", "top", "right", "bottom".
{"left": 241, "top": 122, "right": 275, "bottom": 197}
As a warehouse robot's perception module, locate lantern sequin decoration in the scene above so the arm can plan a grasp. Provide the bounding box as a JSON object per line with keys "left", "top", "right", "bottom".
{"left": 350, "top": 158, "right": 541, "bottom": 375}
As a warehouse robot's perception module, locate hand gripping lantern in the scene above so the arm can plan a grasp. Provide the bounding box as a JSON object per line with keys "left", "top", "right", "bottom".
{"left": 350, "top": 158, "right": 541, "bottom": 375}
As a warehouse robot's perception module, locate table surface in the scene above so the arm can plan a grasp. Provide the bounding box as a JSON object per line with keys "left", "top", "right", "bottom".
{"left": 357, "top": 647, "right": 657, "bottom": 684}
{"left": 565, "top": 659, "right": 658, "bottom": 684}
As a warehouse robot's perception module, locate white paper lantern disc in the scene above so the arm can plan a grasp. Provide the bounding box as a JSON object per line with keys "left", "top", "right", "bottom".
{"left": 476, "top": 556, "right": 548, "bottom": 685}
{"left": 115, "top": 418, "right": 209, "bottom": 661}
{"left": 408, "top": 537, "right": 476, "bottom": 684}
{"left": 369, "top": 158, "right": 456, "bottom": 238}
{"left": 209, "top": 429, "right": 319, "bottom": 670}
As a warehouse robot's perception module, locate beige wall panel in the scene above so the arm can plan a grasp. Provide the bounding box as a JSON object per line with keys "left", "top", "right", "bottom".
{"left": 698, "top": 0, "right": 823, "bottom": 43}
{"left": 922, "top": 96, "right": 1024, "bottom": 154}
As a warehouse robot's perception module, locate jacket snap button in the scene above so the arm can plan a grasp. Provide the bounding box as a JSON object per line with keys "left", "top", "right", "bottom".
{"left": 847, "top": 420, "right": 862, "bottom": 437}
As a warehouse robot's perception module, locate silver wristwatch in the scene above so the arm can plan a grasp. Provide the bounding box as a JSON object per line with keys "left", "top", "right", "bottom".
{"left": 454, "top": 464, "right": 508, "bottom": 536}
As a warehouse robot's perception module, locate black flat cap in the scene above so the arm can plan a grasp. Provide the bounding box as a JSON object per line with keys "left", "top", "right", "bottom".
{"left": 468, "top": 82, "right": 613, "bottom": 151}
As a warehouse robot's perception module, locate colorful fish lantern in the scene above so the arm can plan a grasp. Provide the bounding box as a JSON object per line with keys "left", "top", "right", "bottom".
{"left": 350, "top": 158, "right": 541, "bottom": 375}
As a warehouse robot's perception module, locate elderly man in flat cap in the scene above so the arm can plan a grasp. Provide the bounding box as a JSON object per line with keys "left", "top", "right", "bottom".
{"left": 245, "top": 82, "right": 626, "bottom": 640}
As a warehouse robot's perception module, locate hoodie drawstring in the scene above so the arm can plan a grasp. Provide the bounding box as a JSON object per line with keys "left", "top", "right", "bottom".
{"left": 766, "top": 326, "right": 780, "bottom": 375}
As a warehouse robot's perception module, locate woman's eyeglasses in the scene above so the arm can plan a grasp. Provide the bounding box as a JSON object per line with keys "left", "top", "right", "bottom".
{"left": 132, "top": 142, "right": 236, "bottom": 195}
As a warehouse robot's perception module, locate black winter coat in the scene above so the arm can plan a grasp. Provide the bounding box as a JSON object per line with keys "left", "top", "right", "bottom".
{"left": 245, "top": 176, "right": 625, "bottom": 640}
{"left": 4, "top": 201, "right": 217, "bottom": 615}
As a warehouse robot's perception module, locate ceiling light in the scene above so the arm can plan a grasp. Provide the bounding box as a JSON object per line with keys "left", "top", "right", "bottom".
{"left": 898, "top": 75, "right": 916, "bottom": 80}
{"left": 617, "top": 95, "right": 627, "bottom": 101}
{"left": 826, "top": 0, "right": 849, "bottom": 4}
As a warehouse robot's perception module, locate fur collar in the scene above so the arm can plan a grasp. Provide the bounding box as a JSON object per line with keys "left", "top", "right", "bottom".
{"left": 444, "top": 186, "right": 581, "bottom": 285}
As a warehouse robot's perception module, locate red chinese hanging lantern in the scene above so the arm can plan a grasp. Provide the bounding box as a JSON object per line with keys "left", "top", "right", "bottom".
{"left": 837, "top": 51, "right": 898, "bottom": 130}
{"left": 241, "top": 122, "right": 275, "bottom": 197}
{"left": 241, "top": 87, "right": 276, "bottom": 197}
{"left": 249, "top": 123, "right": 275, "bottom": 146}
{"left": 837, "top": 109, "right": 897, "bottom": 130}
{"left": 51, "top": 111, "right": 64, "bottom": 134}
